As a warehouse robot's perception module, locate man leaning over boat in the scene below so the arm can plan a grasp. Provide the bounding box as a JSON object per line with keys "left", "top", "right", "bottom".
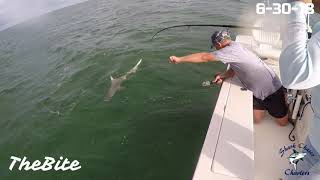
{"left": 168, "top": 30, "right": 289, "bottom": 126}
{"left": 279, "top": 0, "right": 320, "bottom": 179}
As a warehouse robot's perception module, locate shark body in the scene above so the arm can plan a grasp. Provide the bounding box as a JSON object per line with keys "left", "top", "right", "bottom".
{"left": 105, "top": 59, "right": 142, "bottom": 101}
{"left": 288, "top": 149, "right": 307, "bottom": 170}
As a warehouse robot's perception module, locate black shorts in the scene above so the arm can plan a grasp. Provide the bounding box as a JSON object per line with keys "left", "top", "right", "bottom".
{"left": 253, "top": 87, "right": 288, "bottom": 118}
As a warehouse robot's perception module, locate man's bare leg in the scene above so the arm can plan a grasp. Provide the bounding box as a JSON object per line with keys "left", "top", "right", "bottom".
{"left": 275, "top": 114, "right": 289, "bottom": 126}
{"left": 253, "top": 110, "right": 265, "bottom": 124}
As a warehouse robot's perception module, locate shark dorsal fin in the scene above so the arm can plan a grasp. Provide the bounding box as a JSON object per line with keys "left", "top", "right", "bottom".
{"left": 293, "top": 149, "right": 298, "bottom": 154}
{"left": 110, "top": 76, "right": 114, "bottom": 81}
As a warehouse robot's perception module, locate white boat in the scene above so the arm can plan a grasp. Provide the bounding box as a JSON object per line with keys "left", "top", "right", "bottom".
{"left": 192, "top": 28, "right": 314, "bottom": 180}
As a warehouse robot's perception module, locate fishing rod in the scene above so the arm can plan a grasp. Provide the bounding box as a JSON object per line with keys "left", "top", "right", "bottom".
{"left": 151, "top": 24, "right": 265, "bottom": 40}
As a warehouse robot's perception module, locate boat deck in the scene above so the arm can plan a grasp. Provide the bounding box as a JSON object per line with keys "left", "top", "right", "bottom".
{"left": 193, "top": 34, "right": 298, "bottom": 180}
{"left": 254, "top": 114, "right": 293, "bottom": 180}
{"left": 193, "top": 77, "right": 295, "bottom": 180}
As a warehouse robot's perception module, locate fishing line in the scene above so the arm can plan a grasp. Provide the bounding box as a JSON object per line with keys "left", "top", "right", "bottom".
{"left": 151, "top": 24, "right": 265, "bottom": 40}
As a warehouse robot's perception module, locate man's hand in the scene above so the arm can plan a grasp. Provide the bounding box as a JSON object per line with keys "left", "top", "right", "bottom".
{"left": 298, "top": 0, "right": 312, "bottom": 3}
{"left": 298, "top": 0, "right": 320, "bottom": 13}
{"left": 297, "top": 0, "right": 319, "bottom": 14}
{"left": 169, "top": 53, "right": 215, "bottom": 64}
{"left": 213, "top": 72, "right": 225, "bottom": 85}
{"left": 169, "top": 56, "right": 181, "bottom": 64}
{"left": 213, "top": 69, "right": 234, "bottom": 85}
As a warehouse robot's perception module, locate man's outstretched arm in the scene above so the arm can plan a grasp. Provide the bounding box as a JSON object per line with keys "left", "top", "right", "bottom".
{"left": 169, "top": 53, "right": 216, "bottom": 64}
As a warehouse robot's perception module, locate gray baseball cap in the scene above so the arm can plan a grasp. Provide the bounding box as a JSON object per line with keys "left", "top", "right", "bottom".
{"left": 211, "top": 30, "right": 231, "bottom": 47}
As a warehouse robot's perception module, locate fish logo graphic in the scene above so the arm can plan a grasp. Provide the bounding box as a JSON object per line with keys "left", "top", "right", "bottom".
{"left": 288, "top": 149, "right": 307, "bottom": 170}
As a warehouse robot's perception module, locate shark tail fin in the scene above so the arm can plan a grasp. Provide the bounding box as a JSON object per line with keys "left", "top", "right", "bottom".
{"left": 126, "top": 59, "right": 143, "bottom": 75}
{"left": 136, "top": 59, "right": 142, "bottom": 66}
{"left": 132, "top": 59, "right": 142, "bottom": 69}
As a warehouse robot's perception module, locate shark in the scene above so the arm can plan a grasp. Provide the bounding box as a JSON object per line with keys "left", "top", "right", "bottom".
{"left": 105, "top": 59, "right": 142, "bottom": 101}
{"left": 288, "top": 149, "right": 307, "bottom": 170}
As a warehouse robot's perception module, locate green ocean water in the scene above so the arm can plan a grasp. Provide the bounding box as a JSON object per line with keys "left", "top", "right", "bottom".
{"left": 0, "top": 0, "right": 252, "bottom": 179}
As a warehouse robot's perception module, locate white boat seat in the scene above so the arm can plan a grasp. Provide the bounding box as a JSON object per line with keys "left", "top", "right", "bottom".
{"left": 235, "top": 34, "right": 282, "bottom": 60}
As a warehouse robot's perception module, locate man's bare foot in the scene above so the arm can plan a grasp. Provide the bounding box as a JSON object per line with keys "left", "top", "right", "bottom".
{"left": 275, "top": 114, "right": 289, "bottom": 126}
{"left": 253, "top": 110, "right": 265, "bottom": 124}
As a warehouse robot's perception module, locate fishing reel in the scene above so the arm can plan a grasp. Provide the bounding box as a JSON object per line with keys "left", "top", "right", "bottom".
{"left": 202, "top": 80, "right": 214, "bottom": 87}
